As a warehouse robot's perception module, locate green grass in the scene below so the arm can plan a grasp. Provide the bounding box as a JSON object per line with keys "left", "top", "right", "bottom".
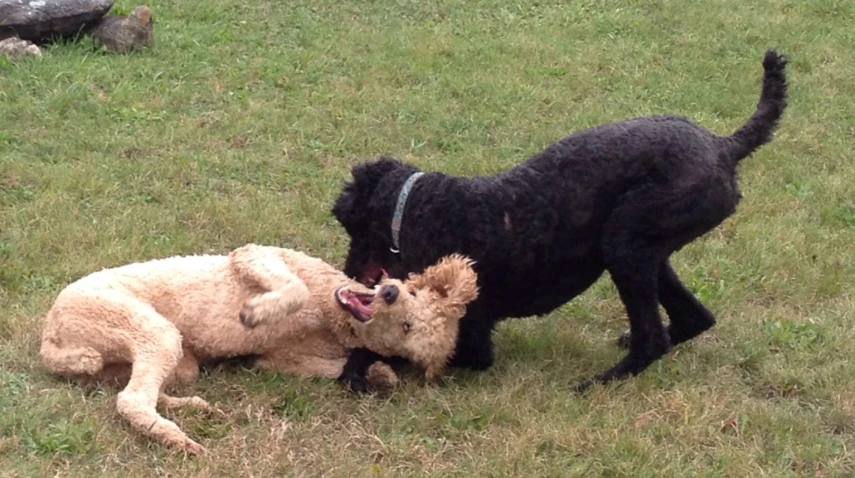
{"left": 2, "top": 0, "right": 854, "bottom": 475}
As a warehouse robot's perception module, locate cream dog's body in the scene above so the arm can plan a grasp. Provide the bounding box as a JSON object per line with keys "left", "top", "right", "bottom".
{"left": 40, "top": 244, "right": 478, "bottom": 454}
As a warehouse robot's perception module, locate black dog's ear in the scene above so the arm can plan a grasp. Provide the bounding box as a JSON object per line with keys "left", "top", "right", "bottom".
{"left": 332, "top": 180, "right": 360, "bottom": 227}
{"left": 332, "top": 157, "right": 404, "bottom": 226}
{"left": 351, "top": 157, "right": 404, "bottom": 190}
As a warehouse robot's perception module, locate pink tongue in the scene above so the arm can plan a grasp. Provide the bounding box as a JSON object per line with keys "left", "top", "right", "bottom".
{"left": 348, "top": 295, "right": 373, "bottom": 317}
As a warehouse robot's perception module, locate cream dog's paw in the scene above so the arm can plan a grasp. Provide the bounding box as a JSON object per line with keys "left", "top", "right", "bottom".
{"left": 366, "top": 362, "right": 400, "bottom": 394}
{"left": 240, "top": 290, "right": 306, "bottom": 328}
{"left": 239, "top": 297, "right": 267, "bottom": 328}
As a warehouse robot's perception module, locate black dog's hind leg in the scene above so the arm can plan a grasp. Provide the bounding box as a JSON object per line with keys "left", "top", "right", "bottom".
{"left": 617, "top": 260, "right": 716, "bottom": 349}
{"left": 581, "top": 254, "right": 671, "bottom": 391}
{"left": 583, "top": 181, "right": 735, "bottom": 392}
{"left": 579, "top": 187, "right": 679, "bottom": 391}
{"left": 658, "top": 260, "right": 717, "bottom": 345}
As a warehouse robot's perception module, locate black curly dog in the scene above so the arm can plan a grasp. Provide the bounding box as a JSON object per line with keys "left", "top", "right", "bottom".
{"left": 332, "top": 50, "right": 788, "bottom": 392}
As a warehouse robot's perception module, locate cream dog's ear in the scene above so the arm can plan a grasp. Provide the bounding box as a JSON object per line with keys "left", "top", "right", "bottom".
{"left": 408, "top": 254, "right": 479, "bottom": 313}
{"left": 397, "top": 255, "right": 478, "bottom": 382}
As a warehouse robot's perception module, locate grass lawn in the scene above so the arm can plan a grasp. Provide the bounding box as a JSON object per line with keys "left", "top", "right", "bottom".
{"left": 2, "top": 0, "right": 854, "bottom": 475}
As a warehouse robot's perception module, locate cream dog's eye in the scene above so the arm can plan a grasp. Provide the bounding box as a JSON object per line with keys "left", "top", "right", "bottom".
{"left": 409, "top": 289, "right": 417, "bottom": 297}
{"left": 403, "top": 322, "right": 412, "bottom": 332}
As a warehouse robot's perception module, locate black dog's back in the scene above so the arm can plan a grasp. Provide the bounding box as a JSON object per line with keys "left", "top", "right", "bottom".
{"left": 529, "top": 49, "right": 787, "bottom": 189}
{"left": 333, "top": 50, "right": 788, "bottom": 391}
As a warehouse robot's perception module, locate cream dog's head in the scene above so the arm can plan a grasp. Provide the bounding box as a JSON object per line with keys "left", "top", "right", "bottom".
{"left": 336, "top": 254, "right": 478, "bottom": 380}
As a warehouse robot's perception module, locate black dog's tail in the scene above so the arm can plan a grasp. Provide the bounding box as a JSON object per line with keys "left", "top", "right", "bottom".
{"left": 718, "top": 49, "right": 788, "bottom": 165}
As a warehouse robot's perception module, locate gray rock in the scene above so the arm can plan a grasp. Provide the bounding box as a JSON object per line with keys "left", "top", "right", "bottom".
{"left": 0, "top": 0, "right": 114, "bottom": 42}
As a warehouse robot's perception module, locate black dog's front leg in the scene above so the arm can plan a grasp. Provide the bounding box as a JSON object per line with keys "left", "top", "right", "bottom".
{"left": 338, "top": 348, "right": 408, "bottom": 393}
{"left": 338, "top": 347, "right": 383, "bottom": 393}
{"left": 448, "top": 303, "right": 497, "bottom": 371}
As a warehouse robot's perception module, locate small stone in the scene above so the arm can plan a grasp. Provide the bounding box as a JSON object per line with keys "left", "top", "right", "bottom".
{"left": 0, "top": 35, "right": 41, "bottom": 58}
{"left": 85, "top": 5, "right": 153, "bottom": 54}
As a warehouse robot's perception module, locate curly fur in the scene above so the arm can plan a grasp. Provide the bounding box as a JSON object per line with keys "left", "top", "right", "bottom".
{"left": 332, "top": 50, "right": 788, "bottom": 391}
{"left": 40, "top": 245, "right": 478, "bottom": 453}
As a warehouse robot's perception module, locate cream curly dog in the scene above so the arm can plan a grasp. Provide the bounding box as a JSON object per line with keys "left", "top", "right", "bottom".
{"left": 40, "top": 244, "right": 478, "bottom": 454}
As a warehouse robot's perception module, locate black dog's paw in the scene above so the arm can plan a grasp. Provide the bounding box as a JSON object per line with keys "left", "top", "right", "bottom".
{"left": 573, "top": 378, "right": 596, "bottom": 395}
{"left": 338, "top": 371, "right": 371, "bottom": 394}
{"left": 451, "top": 355, "right": 494, "bottom": 371}
{"left": 449, "top": 344, "right": 495, "bottom": 371}
{"left": 573, "top": 375, "right": 617, "bottom": 395}
{"left": 616, "top": 330, "right": 631, "bottom": 349}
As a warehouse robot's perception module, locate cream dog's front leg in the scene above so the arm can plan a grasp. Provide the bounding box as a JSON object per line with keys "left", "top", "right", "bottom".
{"left": 256, "top": 351, "right": 347, "bottom": 379}
{"left": 258, "top": 352, "right": 401, "bottom": 393}
{"left": 229, "top": 245, "right": 310, "bottom": 327}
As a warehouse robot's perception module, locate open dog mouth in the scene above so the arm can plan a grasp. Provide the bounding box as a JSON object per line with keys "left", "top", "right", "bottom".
{"left": 360, "top": 261, "right": 389, "bottom": 287}
{"left": 335, "top": 287, "right": 375, "bottom": 322}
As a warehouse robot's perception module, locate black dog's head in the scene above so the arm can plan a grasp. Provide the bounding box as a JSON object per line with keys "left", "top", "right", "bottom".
{"left": 332, "top": 157, "right": 419, "bottom": 285}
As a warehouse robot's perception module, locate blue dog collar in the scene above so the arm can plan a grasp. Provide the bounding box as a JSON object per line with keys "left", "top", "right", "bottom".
{"left": 390, "top": 172, "right": 424, "bottom": 254}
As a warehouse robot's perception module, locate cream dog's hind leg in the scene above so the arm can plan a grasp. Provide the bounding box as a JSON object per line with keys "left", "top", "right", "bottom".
{"left": 158, "top": 394, "right": 216, "bottom": 412}
{"left": 158, "top": 352, "right": 220, "bottom": 414}
{"left": 42, "top": 292, "right": 207, "bottom": 454}
{"left": 229, "top": 245, "right": 310, "bottom": 327}
{"left": 109, "top": 301, "right": 206, "bottom": 454}
{"left": 115, "top": 316, "right": 207, "bottom": 454}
